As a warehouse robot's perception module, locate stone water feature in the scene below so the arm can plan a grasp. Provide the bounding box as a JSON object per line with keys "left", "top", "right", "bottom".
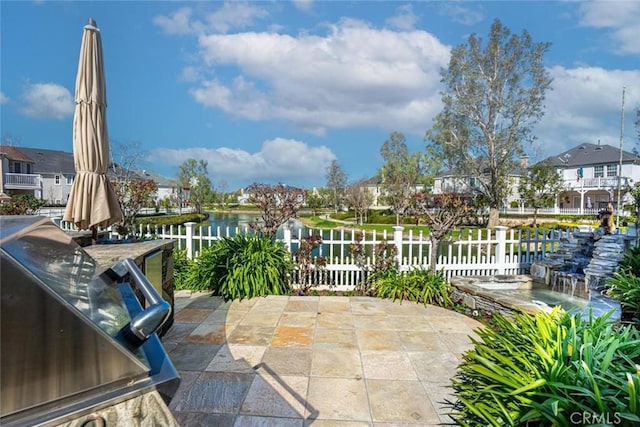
{"left": 451, "top": 227, "right": 631, "bottom": 319}
{"left": 530, "top": 229, "right": 630, "bottom": 300}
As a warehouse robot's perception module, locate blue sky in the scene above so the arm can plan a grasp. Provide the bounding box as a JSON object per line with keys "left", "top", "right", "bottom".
{"left": 2, "top": 1, "right": 639, "bottom": 190}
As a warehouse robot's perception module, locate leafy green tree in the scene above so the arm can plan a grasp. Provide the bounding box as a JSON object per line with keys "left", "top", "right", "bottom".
{"left": 178, "top": 159, "right": 212, "bottom": 214}
{"left": 427, "top": 19, "right": 552, "bottom": 228}
{"left": 0, "top": 194, "right": 45, "bottom": 215}
{"left": 629, "top": 181, "right": 640, "bottom": 231}
{"left": 635, "top": 107, "right": 640, "bottom": 154}
{"left": 305, "top": 188, "right": 330, "bottom": 216}
{"left": 379, "top": 131, "right": 424, "bottom": 225}
{"left": 518, "top": 161, "right": 564, "bottom": 227}
{"left": 325, "top": 160, "right": 347, "bottom": 212}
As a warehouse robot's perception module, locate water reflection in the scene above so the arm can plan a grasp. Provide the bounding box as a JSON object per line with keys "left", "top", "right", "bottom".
{"left": 205, "top": 211, "right": 309, "bottom": 238}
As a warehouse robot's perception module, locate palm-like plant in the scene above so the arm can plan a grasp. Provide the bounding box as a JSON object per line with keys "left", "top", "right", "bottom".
{"left": 185, "top": 234, "right": 293, "bottom": 300}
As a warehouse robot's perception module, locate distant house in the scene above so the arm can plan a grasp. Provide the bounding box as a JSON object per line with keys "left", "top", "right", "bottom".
{"left": 18, "top": 147, "right": 76, "bottom": 204}
{"left": 432, "top": 156, "right": 529, "bottom": 207}
{"left": 0, "top": 145, "right": 39, "bottom": 201}
{"left": 136, "top": 169, "right": 182, "bottom": 206}
{"left": 0, "top": 145, "right": 185, "bottom": 208}
{"left": 0, "top": 146, "right": 76, "bottom": 204}
{"left": 542, "top": 142, "right": 640, "bottom": 211}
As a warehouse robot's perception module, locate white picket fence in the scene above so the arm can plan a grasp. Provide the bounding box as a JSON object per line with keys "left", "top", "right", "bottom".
{"left": 95, "top": 221, "right": 574, "bottom": 287}
{"left": 63, "top": 217, "right": 624, "bottom": 288}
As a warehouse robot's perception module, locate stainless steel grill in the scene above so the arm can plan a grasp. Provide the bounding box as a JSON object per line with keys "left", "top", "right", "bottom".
{"left": 1, "top": 216, "right": 180, "bottom": 426}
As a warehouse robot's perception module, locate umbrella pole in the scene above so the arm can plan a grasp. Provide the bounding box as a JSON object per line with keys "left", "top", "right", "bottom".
{"left": 91, "top": 226, "right": 98, "bottom": 244}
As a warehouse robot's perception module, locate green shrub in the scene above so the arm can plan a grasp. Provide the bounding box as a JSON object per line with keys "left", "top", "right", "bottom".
{"left": 0, "top": 194, "right": 45, "bottom": 215}
{"left": 449, "top": 308, "right": 640, "bottom": 426}
{"left": 607, "top": 271, "right": 640, "bottom": 320}
{"left": 607, "top": 246, "right": 640, "bottom": 322}
{"left": 372, "top": 268, "right": 453, "bottom": 307}
{"left": 183, "top": 234, "right": 293, "bottom": 300}
{"left": 618, "top": 245, "right": 640, "bottom": 277}
{"left": 172, "top": 249, "right": 194, "bottom": 290}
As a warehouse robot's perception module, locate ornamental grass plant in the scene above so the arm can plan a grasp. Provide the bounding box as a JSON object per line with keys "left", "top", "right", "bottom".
{"left": 606, "top": 245, "right": 640, "bottom": 323}
{"left": 449, "top": 308, "right": 640, "bottom": 426}
{"left": 182, "top": 234, "right": 293, "bottom": 300}
{"left": 371, "top": 268, "right": 453, "bottom": 307}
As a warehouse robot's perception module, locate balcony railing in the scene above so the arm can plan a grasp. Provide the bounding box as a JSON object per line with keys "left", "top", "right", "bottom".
{"left": 565, "top": 176, "right": 630, "bottom": 190}
{"left": 3, "top": 173, "right": 39, "bottom": 188}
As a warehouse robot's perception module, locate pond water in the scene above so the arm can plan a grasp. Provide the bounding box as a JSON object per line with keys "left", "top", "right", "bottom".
{"left": 203, "top": 211, "right": 309, "bottom": 239}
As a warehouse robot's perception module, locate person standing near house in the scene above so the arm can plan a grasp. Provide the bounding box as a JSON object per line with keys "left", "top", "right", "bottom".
{"left": 598, "top": 203, "right": 616, "bottom": 234}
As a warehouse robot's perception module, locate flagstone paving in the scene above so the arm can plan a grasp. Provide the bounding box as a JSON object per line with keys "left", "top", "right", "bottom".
{"left": 165, "top": 292, "right": 482, "bottom": 427}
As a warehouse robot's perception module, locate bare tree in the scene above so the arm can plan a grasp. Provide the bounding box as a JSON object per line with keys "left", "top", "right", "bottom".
{"left": 412, "top": 191, "right": 472, "bottom": 272}
{"left": 110, "top": 141, "right": 158, "bottom": 237}
{"left": 344, "top": 179, "right": 374, "bottom": 224}
{"left": 248, "top": 183, "right": 306, "bottom": 238}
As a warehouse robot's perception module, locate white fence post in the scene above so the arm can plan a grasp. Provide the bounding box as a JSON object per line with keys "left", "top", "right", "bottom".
{"left": 495, "top": 226, "right": 508, "bottom": 275}
{"left": 282, "top": 224, "right": 292, "bottom": 253}
{"left": 185, "top": 222, "right": 196, "bottom": 259}
{"left": 393, "top": 225, "right": 404, "bottom": 268}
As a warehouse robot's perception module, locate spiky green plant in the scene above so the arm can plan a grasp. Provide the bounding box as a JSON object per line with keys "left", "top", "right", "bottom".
{"left": 607, "top": 271, "right": 640, "bottom": 320}
{"left": 618, "top": 245, "right": 640, "bottom": 276}
{"left": 450, "top": 308, "right": 640, "bottom": 426}
{"left": 172, "top": 248, "right": 194, "bottom": 290}
{"left": 184, "top": 234, "right": 293, "bottom": 300}
{"left": 372, "top": 268, "right": 453, "bottom": 307}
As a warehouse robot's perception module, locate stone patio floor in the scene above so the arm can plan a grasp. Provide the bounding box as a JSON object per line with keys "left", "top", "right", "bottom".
{"left": 163, "top": 292, "right": 482, "bottom": 427}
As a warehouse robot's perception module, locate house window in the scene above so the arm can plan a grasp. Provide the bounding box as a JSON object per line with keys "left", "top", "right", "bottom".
{"left": 14, "top": 163, "right": 21, "bottom": 173}
{"left": 607, "top": 164, "right": 617, "bottom": 177}
{"left": 594, "top": 165, "right": 604, "bottom": 178}
{"left": 55, "top": 175, "right": 61, "bottom": 185}
{"left": 66, "top": 175, "right": 73, "bottom": 185}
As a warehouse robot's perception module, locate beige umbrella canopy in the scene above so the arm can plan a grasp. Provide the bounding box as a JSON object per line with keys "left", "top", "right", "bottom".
{"left": 63, "top": 18, "right": 122, "bottom": 239}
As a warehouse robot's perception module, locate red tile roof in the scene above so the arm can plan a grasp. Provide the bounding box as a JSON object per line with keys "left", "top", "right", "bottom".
{"left": 0, "top": 146, "right": 34, "bottom": 163}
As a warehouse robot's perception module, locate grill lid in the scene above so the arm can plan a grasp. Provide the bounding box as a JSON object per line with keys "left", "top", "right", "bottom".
{"left": 0, "top": 216, "right": 177, "bottom": 425}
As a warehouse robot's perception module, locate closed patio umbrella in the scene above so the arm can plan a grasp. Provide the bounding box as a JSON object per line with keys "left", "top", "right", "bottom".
{"left": 63, "top": 18, "right": 122, "bottom": 241}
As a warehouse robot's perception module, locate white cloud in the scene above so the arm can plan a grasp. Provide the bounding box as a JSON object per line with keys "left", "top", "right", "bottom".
{"left": 534, "top": 66, "right": 640, "bottom": 156}
{"left": 190, "top": 19, "right": 450, "bottom": 135}
{"left": 438, "top": 2, "right": 484, "bottom": 26}
{"left": 0, "top": 92, "right": 9, "bottom": 104}
{"left": 149, "top": 138, "right": 336, "bottom": 186}
{"left": 153, "top": 7, "right": 197, "bottom": 35}
{"left": 578, "top": 1, "right": 640, "bottom": 55}
{"left": 154, "top": 3, "right": 268, "bottom": 35}
{"left": 386, "top": 4, "right": 418, "bottom": 31}
{"left": 180, "top": 66, "right": 202, "bottom": 83}
{"left": 19, "top": 83, "right": 73, "bottom": 119}
{"left": 293, "top": 0, "right": 314, "bottom": 12}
